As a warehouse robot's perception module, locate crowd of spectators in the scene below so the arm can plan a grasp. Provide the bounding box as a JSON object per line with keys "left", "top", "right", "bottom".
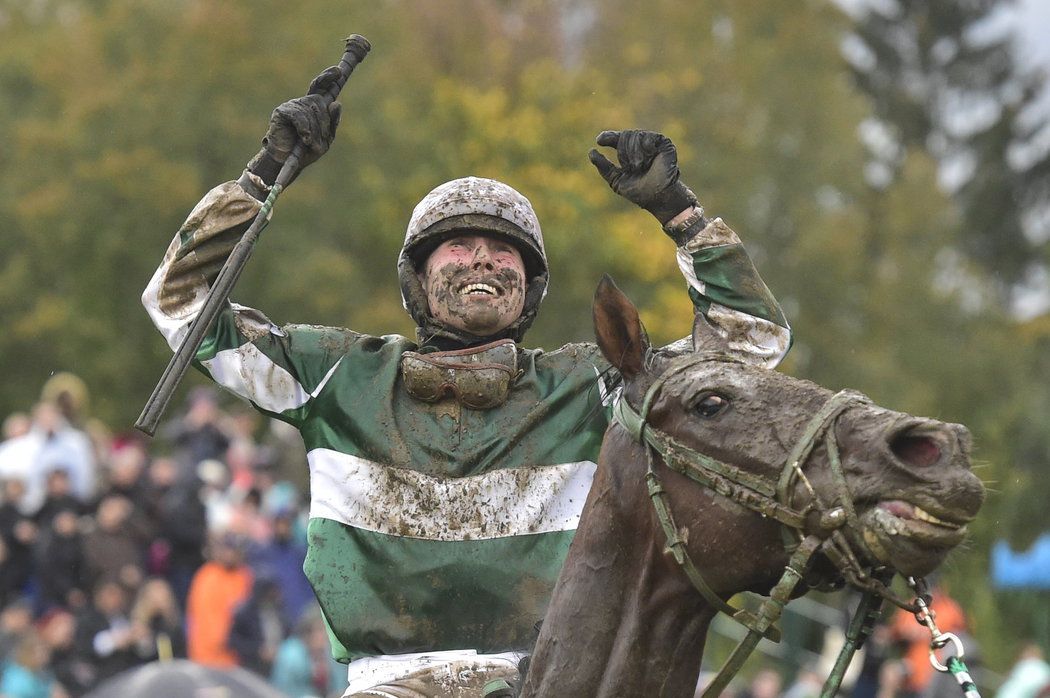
{"left": 0, "top": 374, "right": 343, "bottom": 697}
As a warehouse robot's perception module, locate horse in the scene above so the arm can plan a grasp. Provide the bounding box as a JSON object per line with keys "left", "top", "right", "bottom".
{"left": 518, "top": 276, "right": 985, "bottom": 698}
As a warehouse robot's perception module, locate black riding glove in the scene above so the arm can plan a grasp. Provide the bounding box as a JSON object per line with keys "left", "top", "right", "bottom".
{"left": 589, "top": 130, "right": 706, "bottom": 244}
{"left": 244, "top": 66, "right": 344, "bottom": 191}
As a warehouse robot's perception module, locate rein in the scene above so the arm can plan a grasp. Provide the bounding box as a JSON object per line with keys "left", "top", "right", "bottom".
{"left": 612, "top": 352, "right": 911, "bottom": 697}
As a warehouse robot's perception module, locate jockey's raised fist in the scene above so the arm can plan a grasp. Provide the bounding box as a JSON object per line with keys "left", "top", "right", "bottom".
{"left": 588, "top": 130, "right": 698, "bottom": 225}
{"left": 245, "top": 66, "right": 344, "bottom": 187}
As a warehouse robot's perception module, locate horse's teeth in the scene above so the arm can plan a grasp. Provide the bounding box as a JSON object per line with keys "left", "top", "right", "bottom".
{"left": 913, "top": 507, "right": 953, "bottom": 527}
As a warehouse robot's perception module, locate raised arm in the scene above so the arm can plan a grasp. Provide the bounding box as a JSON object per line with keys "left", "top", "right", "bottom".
{"left": 142, "top": 68, "right": 349, "bottom": 425}
{"left": 589, "top": 130, "right": 791, "bottom": 367}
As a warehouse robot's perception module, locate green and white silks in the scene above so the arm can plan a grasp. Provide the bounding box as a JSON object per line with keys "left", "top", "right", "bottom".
{"left": 142, "top": 180, "right": 791, "bottom": 665}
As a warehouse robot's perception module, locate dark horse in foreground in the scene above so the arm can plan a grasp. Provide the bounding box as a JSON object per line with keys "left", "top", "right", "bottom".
{"left": 519, "top": 277, "right": 985, "bottom": 697}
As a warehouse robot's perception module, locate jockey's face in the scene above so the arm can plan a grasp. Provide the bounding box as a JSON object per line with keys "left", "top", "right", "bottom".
{"left": 419, "top": 233, "right": 527, "bottom": 337}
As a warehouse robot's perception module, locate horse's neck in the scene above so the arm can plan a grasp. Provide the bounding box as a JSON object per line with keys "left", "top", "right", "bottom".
{"left": 522, "top": 435, "right": 716, "bottom": 697}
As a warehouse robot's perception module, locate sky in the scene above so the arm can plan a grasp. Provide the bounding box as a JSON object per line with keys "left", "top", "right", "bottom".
{"left": 1015, "top": 0, "right": 1050, "bottom": 71}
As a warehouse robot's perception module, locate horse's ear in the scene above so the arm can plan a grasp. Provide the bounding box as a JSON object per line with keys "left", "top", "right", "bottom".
{"left": 692, "top": 311, "right": 732, "bottom": 354}
{"left": 593, "top": 274, "right": 650, "bottom": 379}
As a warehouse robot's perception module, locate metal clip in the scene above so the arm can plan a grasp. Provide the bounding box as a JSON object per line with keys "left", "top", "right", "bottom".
{"left": 929, "top": 632, "right": 965, "bottom": 672}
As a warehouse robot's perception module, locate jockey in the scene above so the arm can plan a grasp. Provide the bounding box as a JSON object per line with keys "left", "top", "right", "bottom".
{"left": 142, "top": 68, "right": 792, "bottom": 697}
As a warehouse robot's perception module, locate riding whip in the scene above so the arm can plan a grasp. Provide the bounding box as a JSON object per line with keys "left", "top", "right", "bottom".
{"left": 135, "top": 34, "right": 371, "bottom": 435}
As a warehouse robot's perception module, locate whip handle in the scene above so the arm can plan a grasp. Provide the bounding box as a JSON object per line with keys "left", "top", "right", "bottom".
{"left": 135, "top": 35, "right": 371, "bottom": 435}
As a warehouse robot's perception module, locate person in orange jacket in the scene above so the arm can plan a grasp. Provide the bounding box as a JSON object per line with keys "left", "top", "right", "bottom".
{"left": 185, "top": 533, "right": 253, "bottom": 667}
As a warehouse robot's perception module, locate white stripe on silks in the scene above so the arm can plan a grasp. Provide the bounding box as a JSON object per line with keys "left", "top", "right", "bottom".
{"left": 676, "top": 245, "right": 707, "bottom": 298}
{"left": 308, "top": 449, "right": 597, "bottom": 541}
{"left": 144, "top": 272, "right": 341, "bottom": 415}
{"left": 141, "top": 262, "right": 206, "bottom": 351}
{"left": 345, "top": 651, "right": 525, "bottom": 696}
{"left": 201, "top": 346, "right": 341, "bottom": 415}
{"left": 705, "top": 302, "right": 791, "bottom": 369}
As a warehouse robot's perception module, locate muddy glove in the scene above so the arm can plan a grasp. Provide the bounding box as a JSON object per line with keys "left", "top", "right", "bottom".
{"left": 589, "top": 130, "right": 707, "bottom": 244}
{"left": 242, "top": 66, "right": 344, "bottom": 195}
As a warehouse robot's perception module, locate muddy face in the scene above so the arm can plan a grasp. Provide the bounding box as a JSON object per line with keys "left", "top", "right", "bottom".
{"left": 419, "top": 234, "right": 526, "bottom": 337}
{"left": 648, "top": 360, "right": 985, "bottom": 580}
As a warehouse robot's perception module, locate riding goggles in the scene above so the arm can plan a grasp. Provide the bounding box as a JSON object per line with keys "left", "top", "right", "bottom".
{"left": 400, "top": 339, "right": 518, "bottom": 410}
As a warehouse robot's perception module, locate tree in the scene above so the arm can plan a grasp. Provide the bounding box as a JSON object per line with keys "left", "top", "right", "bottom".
{"left": 845, "top": 0, "right": 1050, "bottom": 298}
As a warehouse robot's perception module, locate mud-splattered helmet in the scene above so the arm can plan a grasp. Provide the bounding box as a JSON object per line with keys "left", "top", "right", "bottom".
{"left": 398, "top": 176, "right": 549, "bottom": 344}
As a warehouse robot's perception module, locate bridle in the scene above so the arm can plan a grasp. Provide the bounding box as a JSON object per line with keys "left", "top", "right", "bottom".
{"left": 612, "top": 352, "right": 919, "bottom": 697}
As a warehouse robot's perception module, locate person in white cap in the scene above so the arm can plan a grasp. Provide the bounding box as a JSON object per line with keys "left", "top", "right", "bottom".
{"left": 143, "top": 69, "right": 792, "bottom": 697}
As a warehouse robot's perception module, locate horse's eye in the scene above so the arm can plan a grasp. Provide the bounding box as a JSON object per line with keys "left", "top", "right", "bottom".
{"left": 695, "top": 394, "right": 729, "bottom": 418}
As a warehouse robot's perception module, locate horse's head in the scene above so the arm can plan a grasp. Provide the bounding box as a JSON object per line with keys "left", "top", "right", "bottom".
{"left": 593, "top": 275, "right": 984, "bottom": 588}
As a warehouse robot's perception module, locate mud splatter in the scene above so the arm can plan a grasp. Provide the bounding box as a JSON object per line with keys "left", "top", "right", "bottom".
{"left": 420, "top": 261, "right": 525, "bottom": 337}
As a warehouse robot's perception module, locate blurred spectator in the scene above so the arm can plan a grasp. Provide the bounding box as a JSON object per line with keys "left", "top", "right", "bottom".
{"left": 197, "top": 459, "right": 234, "bottom": 533}
{"left": 998, "top": 643, "right": 1050, "bottom": 698}
{"left": 225, "top": 439, "right": 261, "bottom": 497}
{"left": 40, "top": 372, "right": 112, "bottom": 474}
{"left": 0, "top": 628, "right": 64, "bottom": 698}
{"left": 889, "top": 584, "right": 966, "bottom": 695}
{"left": 143, "top": 457, "right": 206, "bottom": 610}
{"left": 34, "top": 470, "right": 81, "bottom": 527}
{"left": 737, "top": 668, "right": 783, "bottom": 698}
{"left": 249, "top": 510, "right": 312, "bottom": 627}
{"left": 0, "top": 401, "right": 96, "bottom": 513}
{"left": 876, "top": 659, "right": 908, "bottom": 698}
{"left": 227, "top": 487, "right": 272, "bottom": 544}
{"left": 0, "top": 479, "right": 39, "bottom": 600}
{"left": 252, "top": 461, "right": 281, "bottom": 511}
{"left": 784, "top": 664, "right": 823, "bottom": 698}
{"left": 260, "top": 419, "right": 309, "bottom": 495}
{"left": 228, "top": 576, "right": 286, "bottom": 676}
{"left": 39, "top": 373, "right": 89, "bottom": 429}
{"left": 0, "top": 537, "right": 19, "bottom": 609}
{"left": 82, "top": 494, "right": 146, "bottom": 593}
{"left": 36, "top": 608, "right": 92, "bottom": 696}
{"left": 160, "top": 387, "right": 231, "bottom": 473}
{"left": 0, "top": 598, "right": 34, "bottom": 663}
{"left": 261, "top": 479, "right": 301, "bottom": 522}
{"left": 185, "top": 533, "right": 252, "bottom": 667}
{"left": 227, "top": 408, "right": 262, "bottom": 450}
{"left": 33, "top": 509, "right": 87, "bottom": 612}
{"left": 101, "top": 441, "right": 148, "bottom": 500}
{"left": 73, "top": 580, "right": 145, "bottom": 690}
{"left": 129, "top": 577, "right": 186, "bottom": 662}
{"left": 99, "top": 441, "right": 155, "bottom": 543}
{"left": 2, "top": 413, "right": 31, "bottom": 441}
{"left": 271, "top": 607, "right": 344, "bottom": 698}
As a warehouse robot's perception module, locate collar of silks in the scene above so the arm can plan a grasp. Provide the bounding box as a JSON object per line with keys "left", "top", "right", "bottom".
{"left": 400, "top": 339, "right": 518, "bottom": 410}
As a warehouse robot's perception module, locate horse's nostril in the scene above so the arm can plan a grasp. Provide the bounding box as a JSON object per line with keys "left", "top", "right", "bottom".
{"left": 891, "top": 432, "right": 942, "bottom": 467}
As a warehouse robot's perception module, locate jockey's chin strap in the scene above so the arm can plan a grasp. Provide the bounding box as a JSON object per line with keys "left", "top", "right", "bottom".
{"left": 612, "top": 352, "right": 915, "bottom": 698}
